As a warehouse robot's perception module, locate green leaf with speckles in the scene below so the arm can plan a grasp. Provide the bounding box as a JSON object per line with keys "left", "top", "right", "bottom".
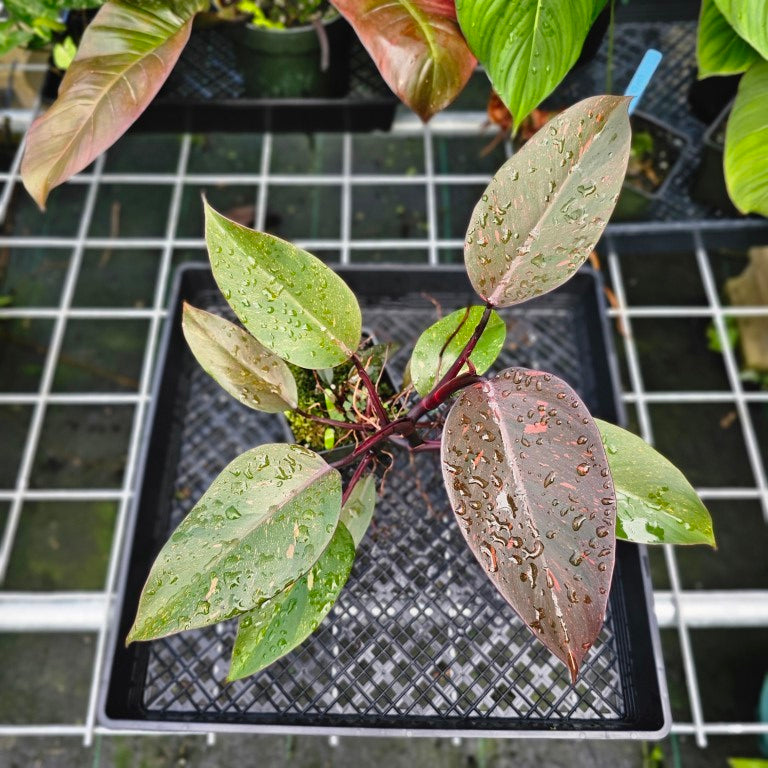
{"left": 182, "top": 303, "right": 298, "bottom": 413}
{"left": 724, "top": 60, "right": 768, "bottom": 217}
{"left": 127, "top": 444, "right": 341, "bottom": 643}
{"left": 456, "top": 0, "right": 604, "bottom": 129}
{"left": 464, "top": 95, "right": 631, "bottom": 308}
{"left": 596, "top": 420, "right": 715, "bottom": 547}
{"left": 204, "top": 200, "right": 362, "bottom": 369}
{"left": 340, "top": 473, "right": 376, "bottom": 547}
{"left": 697, "top": 0, "right": 760, "bottom": 78}
{"left": 713, "top": 0, "right": 768, "bottom": 59}
{"left": 409, "top": 306, "right": 506, "bottom": 396}
{"left": 228, "top": 522, "right": 355, "bottom": 680}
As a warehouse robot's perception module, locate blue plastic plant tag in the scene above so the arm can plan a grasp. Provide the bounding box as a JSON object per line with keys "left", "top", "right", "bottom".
{"left": 623, "top": 49, "right": 663, "bottom": 115}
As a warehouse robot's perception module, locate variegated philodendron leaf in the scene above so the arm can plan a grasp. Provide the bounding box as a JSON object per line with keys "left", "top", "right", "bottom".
{"left": 182, "top": 303, "right": 297, "bottom": 413}
{"left": 340, "top": 473, "right": 376, "bottom": 547}
{"left": 441, "top": 367, "right": 615, "bottom": 682}
{"left": 596, "top": 419, "right": 715, "bottom": 546}
{"left": 409, "top": 306, "right": 506, "bottom": 396}
{"left": 127, "top": 444, "right": 341, "bottom": 643}
{"left": 464, "top": 95, "right": 631, "bottom": 308}
{"left": 204, "top": 200, "right": 361, "bottom": 369}
{"left": 229, "top": 522, "right": 356, "bottom": 680}
{"left": 21, "top": 0, "right": 207, "bottom": 208}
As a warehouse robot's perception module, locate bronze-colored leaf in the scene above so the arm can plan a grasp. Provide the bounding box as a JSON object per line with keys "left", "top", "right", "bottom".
{"left": 464, "top": 95, "right": 631, "bottom": 307}
{"left": 182, "top": 303, "right": 298, "bottom": 413}
{"left": 21, "top": 0, "right": 206, "bottom": 209}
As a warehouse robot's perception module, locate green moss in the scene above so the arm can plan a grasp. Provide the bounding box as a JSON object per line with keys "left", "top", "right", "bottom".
{"left": 284, "top": 343, "right": 394, "bottom": 452}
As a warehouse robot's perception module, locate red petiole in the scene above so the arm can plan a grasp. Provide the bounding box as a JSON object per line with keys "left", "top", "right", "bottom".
{"left": 330, "top": 302, "right": 494, "bottom": 478}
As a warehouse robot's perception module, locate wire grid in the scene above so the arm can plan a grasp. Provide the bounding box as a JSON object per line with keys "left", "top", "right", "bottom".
{"left": 0, "top": 25, "right": 765, "bottom": 752}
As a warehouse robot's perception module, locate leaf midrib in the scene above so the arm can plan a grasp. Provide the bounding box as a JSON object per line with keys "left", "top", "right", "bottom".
{"left": 397, "top": 0, "right": 440, "bottom": 66}
{"left": 484, "top": 379, "right": 573, "bottom": 655}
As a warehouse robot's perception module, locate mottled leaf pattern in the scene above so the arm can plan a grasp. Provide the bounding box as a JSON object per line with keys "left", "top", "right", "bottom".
{"left": 724, "top": 60, "right": 768, "bottom": 217}
{"left": 229, "top": 522, "right": 355, "bottom": 680}
{"left": 456, "top": 0, "right": 601, "bottom": 128}
{"left": 21, "top": 0, "right": 206, "bottom": 208}
{"left": 330, "top": 0, "right": 475, "bottom": 121}
{"left": 409, "top": 306, "right": 506, "bottom": 396}
{"left": 127, "top": 444, "right": 341, "bottom": 643}
{"left": 596, "top": 420, "right": 715, "bottom": 546}
{"left": 441, "top": 367, "right": 615, "bottom": 682}
{"left": 697, "top": 0, "right": 760, "bottom": 77}
{"left": 204, "top": 201, "right": 362, "bottom": 369}
{"left": 182, "top": 303, "right": 298, "bottom": 413}
{"left": 340, "top": 473, "right": 376, "bottom": 547}
{"left": 464, "top": 96, "right": 631, "bottom": 308}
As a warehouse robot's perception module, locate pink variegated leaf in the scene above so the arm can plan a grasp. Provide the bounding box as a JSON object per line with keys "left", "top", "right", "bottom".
{"left": 464, "top": 95, "right": 631, "bottom": 308}
{"left": 441, "top": 367, "right": 616, "bottom": 682}
{"left": 21, "top": 0, "right": 207, "bottom": 209}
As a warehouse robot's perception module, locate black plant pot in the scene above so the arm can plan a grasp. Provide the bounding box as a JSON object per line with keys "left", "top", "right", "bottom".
{"left": 101, "top": 263, "right": 668, "bottom": 738}
{"left": 687, "top": 75, "right": 740, "bottom": 124}
{"left": 231, "top": 15, "right": 352, "bottom": 99}
{"left": 691, "top": 101, "right": 739, "bottom": 216}
{"left": 44, "top": 12, "right": 396, "bottom": 133}
{"left": 613, "top": 112, "right": 687, "bottom": 222}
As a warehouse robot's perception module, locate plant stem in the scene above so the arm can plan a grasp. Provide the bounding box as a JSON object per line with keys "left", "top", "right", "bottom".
{"left": 294, "top": 408, "right": 370, "bottom": 432}
{"left": 606, "top": 0, "right": 615, "bottom": 94}
{"left": 412, "top": 440, "right": 441, "bottom": 453}
{"left": 332, "top": 304, "right": 491, "bottom": 476}
{"left": 437, "top": 305, "right": 471, "bottom": 368}
{"left": 341, "top": 452, "right": 374, "bottom": 506}
{"left": 352, "top": 353, "right": 390, "bottom": 426}
{"left": 330, "top": 418, "right": 409, "bottom": 470}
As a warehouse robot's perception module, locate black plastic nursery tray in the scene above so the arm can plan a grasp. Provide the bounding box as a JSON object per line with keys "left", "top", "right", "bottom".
{"left": 101, "top": 265, "right": 669, "bottom": 737}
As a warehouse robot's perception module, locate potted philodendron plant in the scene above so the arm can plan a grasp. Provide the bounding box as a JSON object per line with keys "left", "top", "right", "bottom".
{"left": 695, "top": 0, "right": 768, "bottom": 217}
{"left": 20, "top": 0, "right": 611, "bottom": 209}
{"left": 125, "top": 96, "right": 715, "bottom": 684}
{"left": 228, "top": 0, "right": 352, "bottom": 98}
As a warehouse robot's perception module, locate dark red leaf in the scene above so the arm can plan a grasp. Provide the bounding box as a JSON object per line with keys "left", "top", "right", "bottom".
{"left": 441, "top": 367, "right": 616, "bottom": 682}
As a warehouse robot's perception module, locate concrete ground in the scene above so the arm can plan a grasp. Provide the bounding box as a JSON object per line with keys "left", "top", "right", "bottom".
{"left": 0, "top": 733, "right": 763, "bottom": 768}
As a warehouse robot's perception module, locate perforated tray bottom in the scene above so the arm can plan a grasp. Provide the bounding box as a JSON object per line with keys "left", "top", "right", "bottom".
{"left": 102, "top": 266, "right": 667, "bottom": 736}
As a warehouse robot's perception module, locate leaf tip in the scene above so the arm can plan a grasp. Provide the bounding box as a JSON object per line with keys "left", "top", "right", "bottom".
{"left": 566, "top": 648, "right": 580, "bottom": 684}
{"left": 20, "top": 167, "right": 48, "bottom": 212}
